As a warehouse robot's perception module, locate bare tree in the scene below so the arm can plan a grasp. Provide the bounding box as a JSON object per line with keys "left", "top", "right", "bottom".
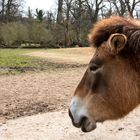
{"left": 106, "top": 0, "right": 140, "bottom": 18}
{"left": 46, "top": 11, "right": 55, "bottom": 27}
{"left": 111, "top": 0, "right": 126, "bottom": 16}
{"left": 63, "top": 0, "right": 73, "bottom": 46}
{"left": 57, "top": 0, "right": 63, "bottom": 24}
{"left": 0, "top": 0, "right": 5, "bottom": 20}
{"left": 69, "top": 0, "right": 86, "bottom": 45}
{"left": 101, "top": 0, "right": 113, "bottom": 18}
{"left": 124, "top": 0, "right": 140, "bottom": 17}
{"left": 27, "top": 6, "right": 32, "bottom": 19}
{"left": 0, "top": 0, "right": 23, "bottom": 22}
{"left": 85, "top": 0, "right": 104, "bottom": 23}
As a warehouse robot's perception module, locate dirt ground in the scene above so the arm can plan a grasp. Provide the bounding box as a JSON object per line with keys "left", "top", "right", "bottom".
{"left": 0, "top": 67, "right": 86, "bottom": 122}
{"left": 0, "top": 50, "right": 140, "bottom": 139}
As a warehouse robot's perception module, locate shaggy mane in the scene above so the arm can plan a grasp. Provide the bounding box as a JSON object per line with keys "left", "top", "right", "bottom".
{"left": 88, "top": 16, "right": 140, "bottom": 56}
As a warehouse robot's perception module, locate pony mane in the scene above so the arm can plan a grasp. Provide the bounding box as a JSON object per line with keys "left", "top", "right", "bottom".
{"left": 88, "top": 16, "right": 140, "bottom": 56}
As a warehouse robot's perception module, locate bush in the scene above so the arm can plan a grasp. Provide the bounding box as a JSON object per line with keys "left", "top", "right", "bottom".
{"left": 0, "top": 20, "right": 89, "bottom": 48}
{"left": 30, "top": 22, "right": 53, "bottom": 44}
{"left": 1, "top": 23, "right": 17, "bottom": 46}
{"left": 0, "top": 22, "right": 28, "bottom": 47}
{"left": 0, "top": 21, "right": 55, "bottom": 48}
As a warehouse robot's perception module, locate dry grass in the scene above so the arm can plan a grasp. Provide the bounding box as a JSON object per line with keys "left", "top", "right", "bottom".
{"left": 23, "top": 47, "right": 94, "bottom": 65}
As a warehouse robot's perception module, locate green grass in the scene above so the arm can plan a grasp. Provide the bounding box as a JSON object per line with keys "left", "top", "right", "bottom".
{"left": 0, "top": 49, "right": 34, "bottom": 67}
{"left": 0, "top": 49, "right": 37, "bottom": 75}
{"left": 0, "top": 48, "right": 85, "bottom": 75}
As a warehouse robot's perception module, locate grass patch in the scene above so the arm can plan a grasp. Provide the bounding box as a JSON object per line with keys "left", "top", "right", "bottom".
{"left": 0, "top": 48, "right": 86, "bottom": 75}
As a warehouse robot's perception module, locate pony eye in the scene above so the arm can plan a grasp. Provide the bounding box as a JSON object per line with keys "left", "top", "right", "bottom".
{"left": 90, "top": 63, "right": 99, "bottom": 72}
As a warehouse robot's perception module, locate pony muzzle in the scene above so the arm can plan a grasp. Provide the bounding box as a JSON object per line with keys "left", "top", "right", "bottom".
{"left": 69, "top": 96, "right": 97, "bottom": 132}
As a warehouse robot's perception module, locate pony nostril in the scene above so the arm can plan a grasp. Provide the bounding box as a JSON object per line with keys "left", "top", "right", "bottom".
{"left": 68, "top": 109, "right": 74, "bottom": 122}
{"left": 75, "top": 116, "right": 87, "bottom": 128}
{"left": 80, "top": 116, "right": 87, "bottom": 125}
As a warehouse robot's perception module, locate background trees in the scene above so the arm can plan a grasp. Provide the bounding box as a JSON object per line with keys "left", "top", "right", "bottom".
{"left": 0, "top": 0, "right": 23, "bottom": 22}
{"left": 0, "top": 0, "right": 140, "bottom": 48}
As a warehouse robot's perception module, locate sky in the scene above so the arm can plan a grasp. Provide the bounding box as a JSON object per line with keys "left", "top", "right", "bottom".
{"left": 24, "top": 0, "right": 57, "bottom": 12}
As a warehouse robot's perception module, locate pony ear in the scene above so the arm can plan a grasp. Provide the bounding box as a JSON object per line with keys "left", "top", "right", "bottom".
{"left": 107, "top": 33, "right": 127, "bottom": 54}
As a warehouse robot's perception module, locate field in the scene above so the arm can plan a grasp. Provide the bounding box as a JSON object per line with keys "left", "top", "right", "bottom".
{"left": 0, "top": 48, "right": 92, "bottom": 75}
{"left": 0, "top": 47, "right": 93, "bottom": 121}
{"left": 0, "top": 48, "right": 139, "bottom": 140}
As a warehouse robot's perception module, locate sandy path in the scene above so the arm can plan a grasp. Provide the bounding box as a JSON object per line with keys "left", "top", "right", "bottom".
{"left": 23, "top": 51, "right": 92, "bottom": 64}
{"left": 0, "top": 107, "right": 140, "bottom": 140}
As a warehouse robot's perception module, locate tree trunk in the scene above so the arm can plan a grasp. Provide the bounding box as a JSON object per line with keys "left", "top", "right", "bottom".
{"left": 57, "top": 0, "right": 63, "bottom": 24}
{"left": 1, "top": 0, "right": 5, "bottom": 21}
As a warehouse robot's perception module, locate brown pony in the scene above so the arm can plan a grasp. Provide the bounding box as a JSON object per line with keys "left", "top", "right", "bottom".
{"left": 69, "top": 16, "right": 140, "bottom": 132}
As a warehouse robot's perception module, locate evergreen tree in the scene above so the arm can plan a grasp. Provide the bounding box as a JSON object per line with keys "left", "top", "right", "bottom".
{"left": 35, "top": 9, "right": 45, "bottom": 22}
